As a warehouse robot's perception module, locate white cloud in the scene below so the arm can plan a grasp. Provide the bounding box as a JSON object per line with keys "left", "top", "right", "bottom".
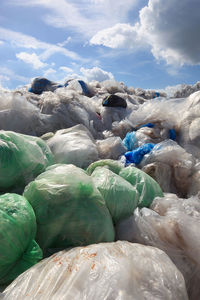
{"left": 90, "top": 0, "right": 200, "bottom": 66}
{"left": 59, "top": 66, "right": 73, "bottom": 73}
{"left": 0, "top": 40, "right": 4, "bottom": 46}
{"left": 0, "top": 27, "right": 81, "bottom": 61}
{"left": 8, "top": 0, "right": 139, "bottom": 37}
{"left": 90, "top": 23, "right": 144, "bottom": 49}
{"left": 43, "top": 68, "right": 57, "bottom": 78}
{"left": 57, "top": 37, "right": 72, "bottom": 47}
{"left": 80, "top": 67, "right": 114, "bottom": 82}
{"left": 16, "top": 52, "right": 47, "bottom": 69}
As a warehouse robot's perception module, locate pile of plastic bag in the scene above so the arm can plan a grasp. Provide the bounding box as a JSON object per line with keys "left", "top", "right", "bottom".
{"left": 0, "top": 77, "right": 200, "bottom": 299}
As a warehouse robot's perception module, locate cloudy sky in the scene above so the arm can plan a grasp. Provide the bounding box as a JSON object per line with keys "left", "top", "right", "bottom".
{"left": 0, "top": 0, "right": 200, "bottom": 90}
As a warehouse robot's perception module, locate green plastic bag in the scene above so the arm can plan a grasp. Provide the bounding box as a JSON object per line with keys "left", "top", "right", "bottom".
{"left": 87, "top": 159, "right": 124, "bottom": 175}
{"left": 24, "top": 164, "right": 115, "bottom": 250}
{"left": 0, "top": 193, "right": 42, "bottom": 284}
{"left": 91, "top": 167, "right": 139, "bottom": 224}
{"left": 0, "top": 131, "right": 54, "bottom": 191}
{"left": 119, "top": 166, "right": 163, "bottom": 207}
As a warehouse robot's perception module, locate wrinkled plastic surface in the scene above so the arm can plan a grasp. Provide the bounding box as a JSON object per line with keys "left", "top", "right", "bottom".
{"left": 91, "top": 167, "right": 139, "bottom": 223}
{"left": 119, "top": 166, "right": 163, "bottom": 207}
{"left": 123, "top": 131, "right": 137, "bottom": 151}
{"left": 46, "top": 124, "right": 98, "bottom": 168}
{"left": 87, "top": 159, "right": 124, "bottom": 175}
{"left": 0, "top": 131, "right": 54, "bottom": 191}
{"left": 97, "top": 136, "right": 127, "bottom": 160}
{"left": 0, "top": 193, "right": 42, "bottom": 284}
{"left": 116, "top": 194, "right": 200, "bottom": 300}
{"left": 125, "top": 143, "right": 155, "bottom": 165}
{"left": 102, "top": 94, "right": 127, "bottom": 108}
{"left": 24, "top": 164, "right": 115, "bottom": 250}
{"left": 2, "top": 241, "right": 188, "bottom": 300}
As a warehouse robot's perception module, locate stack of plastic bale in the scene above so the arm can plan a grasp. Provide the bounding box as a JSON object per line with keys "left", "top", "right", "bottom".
{"left": 116, "top": 193, "right": 200, "bottom": 300}
{"left": 173, "top": 81, "right": 200, "bottom": 98}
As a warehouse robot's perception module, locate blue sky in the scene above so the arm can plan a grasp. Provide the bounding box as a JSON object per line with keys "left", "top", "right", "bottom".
{"left": 0, "top": 0, "right": 200, "bottom": 90}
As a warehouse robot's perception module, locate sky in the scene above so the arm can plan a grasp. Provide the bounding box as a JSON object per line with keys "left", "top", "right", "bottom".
{"left": 0, "top": 0, "right": 200, "bottom": 90}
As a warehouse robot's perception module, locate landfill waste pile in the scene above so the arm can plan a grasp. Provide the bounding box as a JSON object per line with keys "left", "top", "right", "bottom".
{"left": 0, "top": 77, "right": 200, "bottom": 299}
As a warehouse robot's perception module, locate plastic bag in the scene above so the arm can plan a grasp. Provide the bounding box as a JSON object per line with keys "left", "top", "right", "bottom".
{"left": 29, "top": 77, "right": 62, "bottom": 94}
{"left": 0, "top": 193, "right": 42, "bottom": 285}
{"left": 2, "top": 241, "right": 188, "bottom": 300}
{"left": 116, "top": 194, "right": 200, "bottom": 300}
{"left": 97, "top": 136, "right": 127, "bottom": 160}
{"left": 91, "top": 167, "right": 139, "bottom": 224}
{"left": 46, "top": 124, "right": 98, "bottom": 168}
{"left": 123, "top": 131, "right": 137, "bottom": 151}
{"left": 23, "top": 164, "right": 115, "bottom": 251}
{"left": 124, "top": 143, "right": 155, "bottom": 165}
{"left": 102, "top": 94, "right": 127, "bottom": 108}
{"left": 0, "top": 131, "right": 54, "bottom": 191}
{"left": 119, "top": 166, "right": 163, "bottom": 207}
{"left": 87, "top": 159, "right": 124, "bottom": 175}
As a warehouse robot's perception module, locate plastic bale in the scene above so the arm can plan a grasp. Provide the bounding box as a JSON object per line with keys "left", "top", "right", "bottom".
{"left": 2, "top": 241, "right": 188, "bottom": 300}
{"left": 23, "top": 164, "right": 115, "bottom": 251}
{"left": 91, "top": 167, "right": 139, "bottom": 224}
{"left": 87, "top": 159, "right": 124, "bottom": 176}
{"left": 0, "top": 131, "right": 54, "bottom": 191}
{"left": 0, "top": 193, "right": 42, "bottom": 285}
{"left": 119, "top": 166, "right": 163, "bottom": 208}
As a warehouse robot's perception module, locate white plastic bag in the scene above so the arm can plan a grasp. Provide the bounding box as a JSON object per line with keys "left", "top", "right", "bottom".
{"left": 47, "top": 124, "right": 99, "bottom": 168}
{"left": 2, "top": 241, "right": 188, "bottom": 300}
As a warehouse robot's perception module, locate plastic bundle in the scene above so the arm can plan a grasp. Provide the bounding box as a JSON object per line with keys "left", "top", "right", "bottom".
{"left": 116, "top": 194, "right": 200, "bottom": 300}
{"left": 0, "top": 131, "right": 54, "bottom": 191}
{"left": 2, "top": 241, "right": 188, "bottom": 300}
{"left": 46, "top": 124, "right": 99, "bottom": 168}
{"left": 23, "top": 164, "right": 115, "bottom": 251}
{"left": 0, "top": 193, "right": 42, "bottom": 285}
{"left": 87, "top": 159, "right": 124, "bottom": 175}
{"left": 91, "top": 167, "right": 139, "bottom": 224}
{"left": 119, "top": 166, "right": 163, "bottom": 207}
{"left": 97, "top": 136, "right": 127, "bottom": 160}
{"left": 123, "top": 131, "right": 137, "bottom": 151}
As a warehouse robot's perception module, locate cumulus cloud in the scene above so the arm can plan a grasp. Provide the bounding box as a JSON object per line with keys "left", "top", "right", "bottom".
{"left": 91, "top": 0, "right": 200, "bottom": 66}
{"left": 16, "top": 52, "right": 47, "bottom": 69}
{"left": 80, "top": 67, "right": 114, "bottom": 82}
{"left": 43, "top": 68, "right": 57, "bottom": 78}
{"left": 90, "top": 23, "right": 143, "bottom": 49}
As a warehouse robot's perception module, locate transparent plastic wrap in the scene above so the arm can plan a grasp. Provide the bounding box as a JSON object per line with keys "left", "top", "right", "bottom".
{"left": 40, "top": 89, "right": 103, "bottom": 137}
{"left": 139, "top": 140, "right": 194, "bottom": 197}
{"left": 87, "top": 159, "right": 124, "bottom": 175}
{"left": 23, "top": 164, "right": 115, "bottom": 251}
{"left": 0, "top": 131, "right": 54, "bottom": 191}
{"left": 116, "top": 194, "right": 200, "bottom": 300}
{"left": 96, "top": 136, "right": 127, "bottom": 160}
{"left": 0, "top": 193, "right": 42, "bottom": 285}
{"left": 100, "top": 80, "right": 125, "bottom": 94}
{"left": 2, "top": 241, "right": 188, "bottom": 300}
{"left": 91, "top": 167, "right": 139, "bottom": 224}
{"left": 46, "top": 124, "right": 98, "bottom": 168}
{"left": 119, "top": 166, "right": 163, "bottom": 207}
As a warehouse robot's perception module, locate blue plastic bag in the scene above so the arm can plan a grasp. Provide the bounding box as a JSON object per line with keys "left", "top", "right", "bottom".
{"left": 124, "top": 143, "right": 155, "bottom": 165}
{"left": 29, "top": 77, "right": 63, "bottom": 94}
{"left": 137, "top": 123, "right": 155, "bottom": 129}
{"left": 123, "top": 131, "right": 137, "bottom": 151}
{"left": 169, "top": 129, "right": 176, "bottom": 141}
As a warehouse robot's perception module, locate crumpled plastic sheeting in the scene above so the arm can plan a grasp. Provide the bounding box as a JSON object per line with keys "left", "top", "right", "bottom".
{"left": 96, "top": 136, "right": 127, "bottom": 160}
{"left": 2, "top": 241, "right": 188, "bottom": 300}
{"left": 173, "top": 81, "right": 200, "bottom": 98}
{"left": 116, "top": 194, "right": 200, "bottom": 300}
{"left": 139, "top": 140, "right": 194, "bottom": 197}
{"left": 45, "top": 124, "right": 99, "bottom": 169}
